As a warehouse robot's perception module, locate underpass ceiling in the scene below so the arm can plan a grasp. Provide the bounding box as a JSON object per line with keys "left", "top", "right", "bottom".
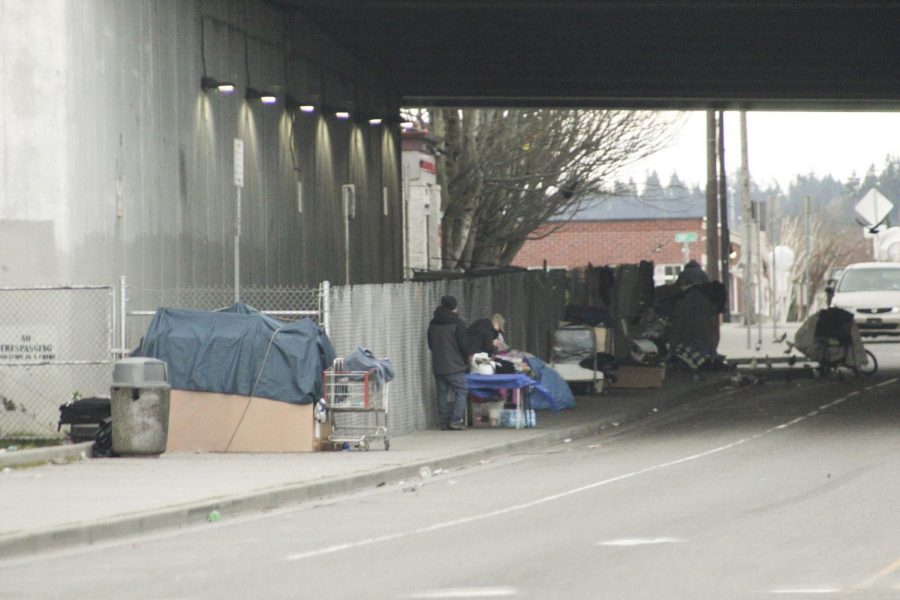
{"left": 272, "top": 1, "right": 900, "bottom": 110}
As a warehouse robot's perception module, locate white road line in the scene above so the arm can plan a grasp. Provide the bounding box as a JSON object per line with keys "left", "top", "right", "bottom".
{"left": 401, "top": 587, "right": 518, "bottom": 598}
{"left": 768, "top": 588, "right": 840, "bottom": 594}
{"left": 596, "top": 537, "right": 685, "bottom": 546}
{"left": 285, "top": 391, "right": 858, "bottom": 562}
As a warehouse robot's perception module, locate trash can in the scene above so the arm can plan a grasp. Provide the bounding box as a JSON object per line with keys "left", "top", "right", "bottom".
{"left": 110, "top": 357, "right": 170, "bottom": 456}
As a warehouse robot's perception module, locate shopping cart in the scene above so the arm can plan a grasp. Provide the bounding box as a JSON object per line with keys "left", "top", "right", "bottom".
{"left": 323, "top": 358, "right": 390, "bottom": 451}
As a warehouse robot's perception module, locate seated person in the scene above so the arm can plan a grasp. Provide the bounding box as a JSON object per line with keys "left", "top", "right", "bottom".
{"left": 467, "top": 313, "right": 508, "bottom": 356}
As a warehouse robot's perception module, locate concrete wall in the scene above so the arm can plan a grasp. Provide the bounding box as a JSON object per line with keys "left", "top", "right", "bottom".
{"left": 0, "top": 0, "right": 403, "bottom": 308}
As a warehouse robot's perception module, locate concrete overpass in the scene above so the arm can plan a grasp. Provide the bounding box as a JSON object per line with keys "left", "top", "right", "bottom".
{"left": 281, "top": 0, "right": 900, "bottom": 110}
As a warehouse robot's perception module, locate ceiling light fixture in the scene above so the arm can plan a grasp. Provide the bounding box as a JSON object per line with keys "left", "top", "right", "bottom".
{"left": 201, "top": 76, "right": 236, "bottom": 94}
{"left": 246, "top": 87, "right": 277, "bottom": 104}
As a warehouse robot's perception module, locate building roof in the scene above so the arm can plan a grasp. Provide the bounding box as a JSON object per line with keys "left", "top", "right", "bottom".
{"left": 555, "top": 194, "right": 706, "bottom": 222}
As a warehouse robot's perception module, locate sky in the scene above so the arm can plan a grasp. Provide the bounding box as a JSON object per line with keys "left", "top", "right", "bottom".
{"left": 618, "top": 111, "right": 900, "bottom": 192}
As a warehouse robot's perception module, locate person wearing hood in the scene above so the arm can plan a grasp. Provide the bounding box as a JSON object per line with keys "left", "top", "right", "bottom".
{"left": 427, "top": 295, "right": 470, "bottom": 430}
{"left": 676, "top": 259, "right": 710, "bottom": 287}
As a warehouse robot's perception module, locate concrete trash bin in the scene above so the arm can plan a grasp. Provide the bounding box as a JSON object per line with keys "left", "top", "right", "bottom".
{"left": 110, "top": 357, "right": 171, "bottom": 456}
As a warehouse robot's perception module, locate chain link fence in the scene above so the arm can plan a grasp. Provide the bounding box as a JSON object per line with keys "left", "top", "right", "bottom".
{"left": 125, "top": 284, "right": 325, "bottom": 353}
{"left": 0, "top": 274, "right": 566, "bottom": 442}
{"left": 326, "top": 270, "right": 568, "bottom": 436}
{"left": 0, "top": 286, "right": 115, "bottom": 441}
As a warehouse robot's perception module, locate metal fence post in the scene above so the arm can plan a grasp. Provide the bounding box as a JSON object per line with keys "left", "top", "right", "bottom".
{"left": 119, "top": 275, "right": 127, "bottom": 359}
{"left": 321, "top": 280, "right": 331, "bottom": 337}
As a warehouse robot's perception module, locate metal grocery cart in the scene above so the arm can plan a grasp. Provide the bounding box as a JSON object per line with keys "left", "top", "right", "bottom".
{"left": 323, "top": 358, "right": 390, "bottom": 451}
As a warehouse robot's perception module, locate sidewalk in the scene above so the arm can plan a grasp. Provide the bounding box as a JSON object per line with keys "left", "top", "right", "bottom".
{"left": 0, "top": 371, "right": 734, "bottom": 560}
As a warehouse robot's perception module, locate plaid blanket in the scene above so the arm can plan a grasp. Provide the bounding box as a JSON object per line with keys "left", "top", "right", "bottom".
{"left": 671, "top": 343, "right": 711, "bottom": 371}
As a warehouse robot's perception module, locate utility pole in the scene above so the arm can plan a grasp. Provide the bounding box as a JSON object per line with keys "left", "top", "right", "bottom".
{"left": 803, "top": 194, "right": 812, "bottom": 318}
{"left": 755, "top": 200, "right": 763, "bottom": 346}
{"left": 705, "top": 111, "right": 720, "bottom": 280}
{"left": 718, "top": 111, "right": 731, "bottom": 322}
{"left": 740, "top": 111, "right": 752, "bottom": 349}
{"left": 769, "top": 196, "right": 778, "bottom": 340}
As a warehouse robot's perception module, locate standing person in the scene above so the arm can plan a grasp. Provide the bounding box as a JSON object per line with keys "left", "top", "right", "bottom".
{"left": 427, "top": 295, "right": 470, "bottom": 430}
{"left": 466, "top": 313, "right": 508, "bottom": 356}
{"left": 676, "top": 259, "right": 711, "bottom": 286}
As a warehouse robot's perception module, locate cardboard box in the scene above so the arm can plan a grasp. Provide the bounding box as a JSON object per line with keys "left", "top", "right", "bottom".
{"left": 469, "top": 400, "right": 504, "bottom": 428}
{"left": 167, "top": 389, "right": 330, "bottom": 453}
{"left": 610, "top": 365, "right": 665, "bottom": 389}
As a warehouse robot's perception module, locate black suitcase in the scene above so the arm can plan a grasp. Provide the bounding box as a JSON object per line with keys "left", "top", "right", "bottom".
{"left": 58, "top": 397, "right": 111, "bottom": 442}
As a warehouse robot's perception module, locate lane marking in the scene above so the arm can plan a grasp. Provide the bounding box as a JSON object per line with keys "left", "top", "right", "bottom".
{"left": 401, "top": 587, "right": 517, "bottom": 598}
{"left": 861, "top": 377, "right": 897, "bottom": 392}
{"left": 287, "top": 390, "right": 861, "bottom": 562}
{"left": 294, "top": 377, "right": 900, "bottom": 563}
{"left": 287, "top": 437, "right": 754, "bottom": 560}
{"left": 768, "top": 588, "right": 840, "bottom": 594}
{"left": 853, "top": 556, "right": 900, "bottom": 590}
{"left": 596, "top": 537, "right": 685, "bottom": 546}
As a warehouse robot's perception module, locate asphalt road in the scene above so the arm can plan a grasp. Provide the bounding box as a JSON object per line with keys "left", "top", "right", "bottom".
{"left": 3, "top": 344, "right": 899, "bottom": 599}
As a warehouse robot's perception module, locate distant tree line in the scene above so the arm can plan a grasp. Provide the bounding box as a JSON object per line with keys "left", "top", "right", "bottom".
{"left": 609, "top": 154, "right": 900, "bottom": 235}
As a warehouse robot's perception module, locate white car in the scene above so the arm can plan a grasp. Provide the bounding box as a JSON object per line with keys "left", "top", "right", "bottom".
{"left": 829, "top": 262, "right": 900, "bottom": 336}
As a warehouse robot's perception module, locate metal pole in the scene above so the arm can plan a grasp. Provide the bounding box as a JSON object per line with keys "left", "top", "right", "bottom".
{"left": 234, "top": 187, "right": 241, "bottom": 304}
{"left": 321, "top": 280, "right": 331, "bottom": 337}
{"left": 345, "top": 208, "right": 351, "bottom": 285}
{"left": 740, "top": 111, "right": 752, "bottom": 350}
{"left": 717, "top": 111, "right": 731, "bottom": 322}
{"left": 769, "top": 196, "right": 777, "bottom": 339}
{"left": 119, "top": 274, "right": 127, "bottom": 358}
{"left": 756, "top": 202, "right": 763, "bottom": 346}
{"left": 803, "top": 194, "right": 811, "bottom": 317}
{"left": 705, "top": 111, "right": 720, "bottom": 280}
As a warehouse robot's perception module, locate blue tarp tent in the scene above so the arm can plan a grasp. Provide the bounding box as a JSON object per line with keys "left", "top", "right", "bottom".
{"left": 135, "top": 304, "right": 336, "bottom": 404}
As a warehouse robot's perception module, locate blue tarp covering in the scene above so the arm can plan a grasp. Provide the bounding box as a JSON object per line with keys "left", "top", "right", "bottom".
{"left": 466, "top": 373, "right": 559, "bottom": 413}
{"left": 524, "top": 356, "right": 576, "bottom": 411}
{"left": 135, "top": 304, "right": 336, "bottom": 404}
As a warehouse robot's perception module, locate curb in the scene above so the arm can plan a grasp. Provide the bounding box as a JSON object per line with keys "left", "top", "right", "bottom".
{"left": 0, "top": 375, "right": 730, "bottom": 560}
{"left": 0, "top": 441, "right": 93, "bottom": 470}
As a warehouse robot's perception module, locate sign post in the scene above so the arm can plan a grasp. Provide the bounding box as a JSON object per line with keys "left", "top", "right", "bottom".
{"left": 233, "top": 139, "right": 244, "bottom": 303}
{"left": 674, "top": 231, "right": 698, "bottom": 263}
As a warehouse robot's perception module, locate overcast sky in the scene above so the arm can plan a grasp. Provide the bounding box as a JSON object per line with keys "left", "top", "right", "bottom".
{"left": 618, "top": 111, "right": 900, "bottom": 192}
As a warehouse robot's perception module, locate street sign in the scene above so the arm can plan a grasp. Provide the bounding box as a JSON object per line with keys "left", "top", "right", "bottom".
{"left": 855, "top": 187, "right": 893, "bottom": 227}
{"left": 674, "top": 232, "right": 698, "bottom": 243}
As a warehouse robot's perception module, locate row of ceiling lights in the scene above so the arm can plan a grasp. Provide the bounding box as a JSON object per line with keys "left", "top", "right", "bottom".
{"left": 201, "top": 76, "right": 414, "bottom": 128}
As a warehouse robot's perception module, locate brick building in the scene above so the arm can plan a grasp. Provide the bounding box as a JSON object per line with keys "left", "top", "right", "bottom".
{"left": 513, "top": 194, "right": 706, "bottom": 285}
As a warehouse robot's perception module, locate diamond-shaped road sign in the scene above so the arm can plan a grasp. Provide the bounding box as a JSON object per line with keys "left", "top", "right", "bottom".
{"left": 855, "top": 187, "right": 893, "bottom": 227}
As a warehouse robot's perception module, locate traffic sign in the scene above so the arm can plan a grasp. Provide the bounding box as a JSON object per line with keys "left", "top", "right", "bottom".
{"left": 855, "top": 187, "right": 893, "bottom": 227}
{"left": 674, "top": 232, "right": 698, "bottom": 243}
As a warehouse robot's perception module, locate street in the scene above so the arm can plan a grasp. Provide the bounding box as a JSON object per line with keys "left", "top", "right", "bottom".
{"left": 2, "top": 343, "right": 899, "bottom": 599}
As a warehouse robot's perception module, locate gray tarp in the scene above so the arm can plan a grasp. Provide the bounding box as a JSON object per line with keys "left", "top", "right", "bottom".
{"left": 135, "top": 304, "right": 336, "bottom": 404}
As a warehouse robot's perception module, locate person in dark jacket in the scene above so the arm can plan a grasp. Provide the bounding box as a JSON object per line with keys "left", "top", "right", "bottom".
{"left": 427, "top": 295, "right": 470, "bottom": 430}
{"left": 676, "top": 259, "right": 710, "bottom": 287}
{"left": 466, "top": 313, "right": 507, "bottom": 356}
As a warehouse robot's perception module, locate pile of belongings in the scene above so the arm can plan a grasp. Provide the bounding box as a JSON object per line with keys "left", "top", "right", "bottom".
{"left": 793, "top": 307, "right": 866, "bottom": 369}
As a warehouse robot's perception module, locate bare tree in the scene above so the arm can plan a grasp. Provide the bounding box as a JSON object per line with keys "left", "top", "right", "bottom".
{"left": 420, "top": 108, "right": 682, "bottom": 269}
{"left": 777, "top": 215, "right": 867, "bottom": 318}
